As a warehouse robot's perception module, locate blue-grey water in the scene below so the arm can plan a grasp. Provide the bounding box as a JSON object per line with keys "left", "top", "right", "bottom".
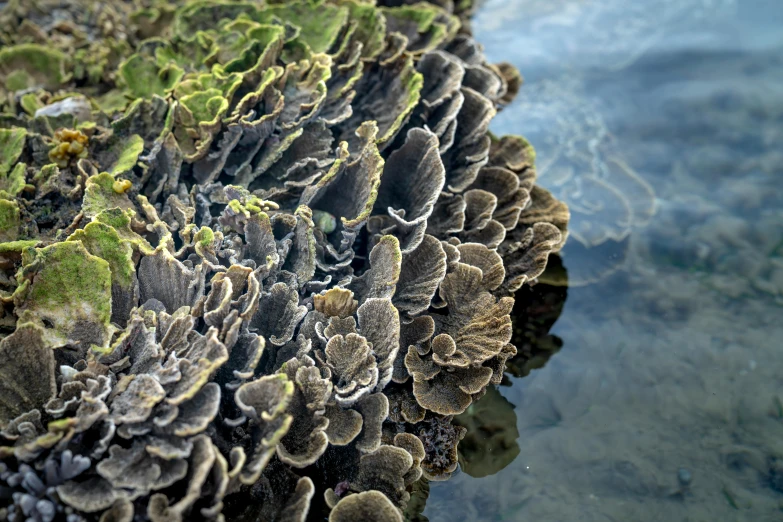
{"left": 423, "top": 0, "right": 783, "bottom": 520}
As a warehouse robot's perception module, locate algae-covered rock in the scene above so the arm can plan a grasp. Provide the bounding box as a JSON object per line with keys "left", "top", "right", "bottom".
{"left": 0, "top": 44, "right": 68, "bottom": 91}
{"left": 67, "top": 219, "right": 138, "bottom": 325}
{"left": 13, "top": 240, "right": 112, "bottom": 348}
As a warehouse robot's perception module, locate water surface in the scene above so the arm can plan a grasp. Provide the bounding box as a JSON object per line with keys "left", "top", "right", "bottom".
{"left": 423, "top": 0, "right": 783, "bottom": 520}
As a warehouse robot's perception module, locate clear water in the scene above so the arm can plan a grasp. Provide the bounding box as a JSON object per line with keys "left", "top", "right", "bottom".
{"left": 422, "top": 0, "right": 783, "bottom": 520}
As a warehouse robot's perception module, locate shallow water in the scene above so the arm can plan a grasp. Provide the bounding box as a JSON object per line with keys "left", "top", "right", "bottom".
{"left": 422, "top": 0, "right": 783, "bottom": 520}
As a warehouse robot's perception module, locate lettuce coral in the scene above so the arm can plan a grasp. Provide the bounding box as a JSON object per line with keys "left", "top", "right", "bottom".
{"left": 0, "top": 0, "right": 569, "bottom": 520}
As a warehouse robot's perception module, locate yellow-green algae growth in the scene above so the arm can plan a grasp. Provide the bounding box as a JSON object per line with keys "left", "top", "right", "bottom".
{"left": 14, "top": 241, "right": 113, "bottom": 346}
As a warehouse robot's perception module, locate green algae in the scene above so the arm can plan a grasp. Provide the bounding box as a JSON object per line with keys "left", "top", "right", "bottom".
{"left": 120, "top": 54, "right": 185, "bottom": 99}
{"left": 14, "top": 241, "right": 113, "bottom": 347}
{"left": 0, "top": 128, "right": 26, "bottom": 180}
{"left": 0, "top": 239, "right": 39, "bottom": 254}
{"left": 82, "top": 172, "right": 136, "bottom": 219}
{"left": 0, "top": 44, "right": 69, "bottom": 91}
{"left": 259, "top": 2, "right": 349, "bottom": 54}
{"left": 67, "top": 221, "right": 136, "bottom": 289}
{"left": 0, "top": 200, "right": 20, "bottom": 242}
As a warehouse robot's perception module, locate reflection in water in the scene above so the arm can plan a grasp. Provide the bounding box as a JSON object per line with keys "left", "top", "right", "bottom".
{"left": 492, "top": 70, "right": 658, "bottom": 287}
{"left": 422, "top": 0, "right": 783, "bottom": 520}
{"left": 455, "top": 386, "right": 520, "bottom": 478}
{"left": 472, "top": 0, "right": 738, "bottom": 288}
{"left": 454, "top": 262, "right": 571, "bottom": 480}
{"left": 505, "top": 255, "right": 567, "bottom": 378}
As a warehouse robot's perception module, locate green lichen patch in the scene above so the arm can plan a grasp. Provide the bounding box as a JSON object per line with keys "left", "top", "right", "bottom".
{"left": 173, "top": 2, "right": 261, "bottom": 38}
{"left": 0, "top": 163, "right": 27, "bottom": 204}
{"left": 227, "top": 23, "right": 287, "bottom": 74}
{"left": 343, "top": 0, "right": 387, "bottom": 60}
{"left": 0, "top": 240, "right": 40, "bottom": 254}
{"left": 175, "top": 86, "right": 231, "bottom": 128}
{"left": 31, "top": 164, "right": 59, "bottom": 194}
{"left": 67, "top": 221, "right": 136, "bottom": 290}
{"left": 0, "top": 44, "right": 69, "bottom": 91}
{"left": 13, "top": 241, "right": 113, "bottom": 348}
{"left": 96, "top": 134, "right": 145, "bottom": 177}
{"left": 381, "top": 3, "right": 460, "bottom": 54}
{"left": 0, "top": 199, "right": 20, "bottom": 242}
{"left": 0, "top": 1, "right": 569, "bottom": 519}
{"left": 382, "top": 58, "right": 424, "bottom": 147}
{"left": 258, "top": 1, "right": 349, "bottom": 54}
{"left": 0, "top": 128, "right": 27, "bottom": 180}
{"left": 304, "top": 122, "right": 384, "bottom": 229}
{"left": 82, "top": 172, "right": 136, "bottom": 219}
{"left": 173, "top": 69, "right": 243, "bottom": 103}
{"left": 119, "top": 53, "right": 185, "bottom": 99}
{"left": 0, "top": 128, "right": 28, "bottom": 210}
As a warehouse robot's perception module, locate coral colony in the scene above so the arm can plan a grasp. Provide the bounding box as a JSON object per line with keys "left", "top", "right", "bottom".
{"left": 0, "top": 0, "right": 568, "bottom": 520}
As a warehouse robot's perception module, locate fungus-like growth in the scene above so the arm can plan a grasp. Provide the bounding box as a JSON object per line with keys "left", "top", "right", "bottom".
{"left": 233, "top": 374, "right": 295, "bottom": 484}
{"left": 393, "top": 234, "right": 447, "bottom": 316}
{"left": 323, "top": 333, "right": 379, "bottom": 407}
{"left": 0, "top": 324, "right": 56, "bottom": 427}
{"left": 251, "top": 283, "right": 308, "bottom": 347}
{"left": 330, "top": 490, "right": 403, "bottom": 522}
{"left": 0, "top": 0, "right": 568, "bottom": 518}
{"left": 276, "top": 357, "right": 332, "bottom": 468}
{"left": 371, "top": 128, "right": 445, "bottom": 253}
{"left": 404, "top": 261, "right": 514, "bottom": 415}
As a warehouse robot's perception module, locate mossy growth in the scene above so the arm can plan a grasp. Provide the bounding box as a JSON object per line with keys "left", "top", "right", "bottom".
{"left": 0, "top": 44, "right": 69, "bottom": 91}
{"left": 14, "top": 241, "right": 113, "bottom": 347}
{"left": 93, "top": 208, "right": 154, "bottom": 255}
{"left": 119, "top": 54, "right": 185, "bottom": 99}
{"left": 82, "top": 172, "right": 136, "bottom": 219}
{"left": 67, "top": 221, "right": 136, "bottom": 290}
{"left": 0, "top": 128, "right": 27, "bottom": 180}
{"left": 0, "top": 200, "right": 20, "bottom": 242}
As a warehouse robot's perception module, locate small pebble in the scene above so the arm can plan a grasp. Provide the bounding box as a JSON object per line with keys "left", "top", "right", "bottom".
{"left": 678, "top": 467, "right": 692, "bottom": 487}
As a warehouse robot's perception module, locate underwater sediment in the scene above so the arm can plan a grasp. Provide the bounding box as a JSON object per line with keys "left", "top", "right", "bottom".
{"left": 0, "top": 0, "right": 569, "bottom": 520}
